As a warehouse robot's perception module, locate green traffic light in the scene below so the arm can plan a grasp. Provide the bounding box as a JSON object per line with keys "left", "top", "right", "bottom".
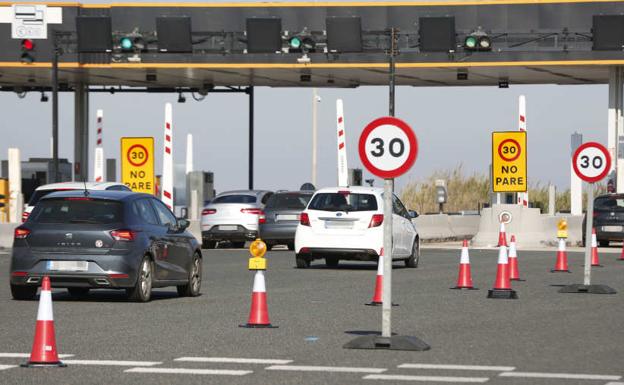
{"left": 120, "top": 37, "right": 133, "bottom": 50}
{"left": 464, "top": 36, "right": 477, "bottom": 49}
{"left": 289, "top": 36, "right": 302, "bottom": 49}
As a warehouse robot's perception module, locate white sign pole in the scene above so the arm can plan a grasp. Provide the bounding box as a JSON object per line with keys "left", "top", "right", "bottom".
{"left": 382, "top": 178, "right": 393, "bottom": 339}
{"left": 584, "top": 185, "right": 593, "bottom": 286}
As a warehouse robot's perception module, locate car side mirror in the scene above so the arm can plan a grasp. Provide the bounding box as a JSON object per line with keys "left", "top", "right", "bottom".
{"left": 408, "top": 210, "right": 419, "bottom": 218}
{"left": 177, "top": 218, "right": 190, "bottom": 231}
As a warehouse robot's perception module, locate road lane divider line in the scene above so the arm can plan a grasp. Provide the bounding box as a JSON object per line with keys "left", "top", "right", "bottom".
{"left": 0, "top": 353, "right": 74, "bottom": 358}
{"left": 399, "top": 364, "right": 515, "bottom": 371}
{"left": 125, "top": 367, "right": 252, "bottom": 375}
{"left": 0, "top": 365, "right": 18, "bottom": 371}
{"left": 605, "top": 382, "right": 624, "bottom": 385}
{"left": 175, "top": 357, "right": 292, "bottom": 364}
{"left": 265, "top": 365, "right": 387, "bottom": 373}
{"left": 363, "top": 374, "right": 489, "bottom": 382}
{"left": 499, "top": 372, "right": 621, "bottom": 380}
{"left": 62, "top": 360, "right": 162, "bottom": 366}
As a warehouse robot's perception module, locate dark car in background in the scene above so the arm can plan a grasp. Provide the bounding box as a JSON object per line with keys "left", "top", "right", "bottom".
{"left": 259, "top": 190, "right": 314, "bottom": 250}
{"left": 582, "top": 193, "right": 624, "bottom": 246}
{"left": 10, "top": 190, "right": 202, "bottom": 302}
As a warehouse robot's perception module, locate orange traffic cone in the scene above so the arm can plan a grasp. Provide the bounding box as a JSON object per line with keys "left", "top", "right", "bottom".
{"left": 508, "top": 235, "right": 524, "bottom": 281}
{"left": 366, "top": 254, "right": 384, "bottom": 305}
{"left": 240, "top": 270, "right": 276, "bottom": 328}
{"left": 551, "top": 238, "right": 571, "bottom": 273}
{"left": 21, "top": 276, "right": 66, "bottom": 367}
{"left": 451, "top": 240, "right": 477, "bottom": 290}
{"left": 497, "top": 222, "right": 508, "bottom": 247}
{"left": 591, "top": 229, "right": 602, "bottom": 267}
{"left": 487, "top": 245, "right": 518, "bottom": 299}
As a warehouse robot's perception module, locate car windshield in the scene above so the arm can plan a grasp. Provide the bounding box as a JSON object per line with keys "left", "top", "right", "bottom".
{"left": 212, "top": 195, "right": 256, "bottom": 204}
{"left": 595, "top": 196, "right": 624, "bottom": 210}
{"left": 28, "top": 189, "right": 77, "bottom": 206}
{"left": 265, "top": 193, "right": 312, "bottom": 210}
{"left": 29, "top": 198, "right": 123, "bottom": 224}
{"left": 308, "top": 193, "right": 378, "bottom": 212}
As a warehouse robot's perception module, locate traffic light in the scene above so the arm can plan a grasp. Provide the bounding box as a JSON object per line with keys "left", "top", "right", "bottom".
{"left": 20, "top": 39, "right": 35, "bottom": 63}
{"left": 287, "top": 34, "right": 316, "bottom": 53}
{"left": 119, "top": 36, "right": 146, "bottom": 53}
{"left": 464, "top": 27, "right": 491, "bottom": 51}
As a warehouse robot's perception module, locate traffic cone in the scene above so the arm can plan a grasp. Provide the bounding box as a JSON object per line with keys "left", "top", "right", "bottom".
{"left": 551, "top": 238, "right": 571, "bottom": 273}
{"left": 591, "top": 228, "right": 603, "bottom": 267}
{"left": 487, "top": 245, "right": 518, "bottom": 299}
{"left": 508, "top": 235, "right": 524, "bottom": 281}
{"left": 240, "top": 270, "right": 276, "bottom": 328}
{"left": 451, "top": 240, "right": 477, "bottom": 290}
{"left": 497, "top": 222, "right": 508, "bottom": 247}
{"left": 366, "top": 254, "right": 384, "bottom": 305}
{"left": 21, "top": 276, "right": 66, "bottom": 367}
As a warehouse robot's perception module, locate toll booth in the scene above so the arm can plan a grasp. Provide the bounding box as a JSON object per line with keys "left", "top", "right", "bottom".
{"left": 186, "top": 171, "right": 215, "bottom": 219}
{"left": 348, "top": 168, "right": 362, "bottom": 186}
{"left": 1, "top": 157, "right": 72, "bottom": 203}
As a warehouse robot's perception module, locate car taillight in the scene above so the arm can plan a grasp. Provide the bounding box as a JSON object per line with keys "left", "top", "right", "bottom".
{"left": 65, "top": 197, "right": 93, "bottom": 201}
{"left": 21, "top": 212, "right": 29, "bottom": 223}
{"left": 241, "top": 208, "right": 263, "bottom": 215}
{"left": 593, "top": 212, "right": 599, "bottom": 218}
{"left": 202, "top": 208, "right": 217, "bottom": 215}
{"left": 259, "top": 211, "right": 266, "bottom": 224}
{"left": 14, "top": 228, "right": 31, "bottom": 239}
{"left": 110, "top": 229, "right": 136, "bottom": 241}
{"left": 368, "top": 214, "right": 384, "bottom": 228}
{"left": 300, "top": 212, "right": 310, "bottom": 226}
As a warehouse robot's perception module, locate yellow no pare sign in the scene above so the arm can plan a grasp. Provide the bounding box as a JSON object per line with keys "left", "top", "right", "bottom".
{"left": 492, "top": 131, "right": 527, "bottom": 193}
{"left": 121, "top": 137, "right": 155, "bottom": 194}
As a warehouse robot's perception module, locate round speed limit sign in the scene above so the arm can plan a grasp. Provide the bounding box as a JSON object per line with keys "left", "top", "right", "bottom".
{"left": 358, "top": 117, "right": 418, "bottom": 178}
{"left": 572, "top": 142, "right": 611, "bottom": 183}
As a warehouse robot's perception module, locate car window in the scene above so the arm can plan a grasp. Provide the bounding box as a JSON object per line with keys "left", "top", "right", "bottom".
{"left": 132, "top": 199, "right": 159, "bottom": 225}
{"left": 27, "top": 189, "right": 76, "bottom": 206}
{"left": 212, "top": 195, "right": 256, "bottom": 204}
{"left": 595, "top": 197, "right": 624, "bottom": 210}
{"left": 30, "top": 198, "right": 123, "bottom": 224}
{"left": 106, "top": 185, "right": 131, "bottom": 191}
{"left": 393, "top": 195, "right": 410, "bottom": 218}
{"left": 150, "top": 199, "right": 177, "bottom": 227}
{"left": 308, "top": 193, "right": 378, "bottom": 212}
{"left": 265, "top": 193, "right": 311, "bottom": 210}
{"left": 261, "top": 192, "right": 273, "bottom": 205}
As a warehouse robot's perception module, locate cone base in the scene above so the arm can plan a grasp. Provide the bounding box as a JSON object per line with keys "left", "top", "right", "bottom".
{"left": 21, "top": 361, "right": 66, "bottom": 368}
{"left": 365, "top": 302, "right": 399, "bottom": 307}
{"left": 450, "top": 286, "right": 479, "bottom": 290}
{"left": 343, "top": 335, "right": 430, "bottom": 351}
{"left": 550, "top": 269, "right": 571, "bottom": 273}
{"left": 510, "top": 278, "right": 526, "bottom": 282}
{"left": 239, "top": 323, "right": 278, "bottom": 328}
{"left": 558, "top": 284, "right": 617, "bottom": 294}
{"left": 487, "top": 289, "right": 518, "bottom": 299}
{"left": 591, "top": 264, "right": 604, "bottom": 267}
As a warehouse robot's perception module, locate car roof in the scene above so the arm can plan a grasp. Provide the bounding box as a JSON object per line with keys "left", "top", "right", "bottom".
{"left": 216, "top": 190, "right": 272, "bottom": 197}
{"left": 35, "top": 181, "right": 127, "bottom": 191}
{"left": 274, "top": 190, "right": 314, "bottom": 195}
{"left": 313, "top": 186, "right": 384, "bottom": 194}
{"left": 41, "top": 189, "right": 148, "bottom": 201}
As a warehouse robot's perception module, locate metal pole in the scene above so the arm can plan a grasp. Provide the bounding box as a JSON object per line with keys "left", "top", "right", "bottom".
{"left": 312, "top": 88, "right": 318, "bottom": 186}
{"left": 584, "top": 184, "right": 593, "bottom": 286}
{"left": 248, "top": 86, "right": 254, "bottom": 190}
{"left": 52, "top": 31, "right": 59, "bottom": 183}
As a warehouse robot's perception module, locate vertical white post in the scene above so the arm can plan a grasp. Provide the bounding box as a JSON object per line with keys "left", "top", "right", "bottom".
{"left": 548, "top": 184, "right": 556, "bottom": 215}
{"left": 518, "top": 95, "right": 528, "bottom": 207}
{"left": 94, "top": 109, "right": 104, "bottom": 182}
{"left": 584, "top": 185, "right": 594, "bottom": 286}
{"left": 312, "top": 88, "right": 318, "bottom": 186}
{"left": 186, "top": 133, "right": 193, "bottom": 175}
{"left": 336, "top": 99, "right": 349, "bottom": 187}
{"left": 8, "top": 148, "right": 22, "bottom": 223}
{"left": 162, "top": 103, "right": 174, "bottom": 210}
{"left": 570, "top": 133, "right": 583, "bottom": 215}
{"left": 382, "top": 178, "right": 393, "bottom": 339}
{"left": 608, "top": 67, "right": 624, "bottom": 192}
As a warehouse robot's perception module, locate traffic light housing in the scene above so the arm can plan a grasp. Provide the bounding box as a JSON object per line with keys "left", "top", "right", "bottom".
{"left": 464, "top": 28, "right": 492, "bottom": 51}
{"left": 119, "top": 36, "right": 146, "bottom": 53}
{"left": 20, "top": 39, "right": 35, "bottom": 63}
{"left": 287, "top": 34, "right": 316, "bottom": 53}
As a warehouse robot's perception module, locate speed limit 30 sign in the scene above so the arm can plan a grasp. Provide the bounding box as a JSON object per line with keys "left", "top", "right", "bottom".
{"left": 358, "top": 117, "right": 418, "bottom": 179}
{"left": 492, "top": 131, "right": 527, "bottom": 193}
{"left": 572, "top": 142, "right": 611, "bottom": 183}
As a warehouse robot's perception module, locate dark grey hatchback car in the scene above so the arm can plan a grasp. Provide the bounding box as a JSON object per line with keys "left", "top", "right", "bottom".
{"left": 10, "top": 190, "right": 202, "bottom": 302}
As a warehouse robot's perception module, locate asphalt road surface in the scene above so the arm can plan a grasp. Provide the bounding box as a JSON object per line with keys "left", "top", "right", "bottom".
{"left": 0, "top": 246, "right": 623, "bottom": 385}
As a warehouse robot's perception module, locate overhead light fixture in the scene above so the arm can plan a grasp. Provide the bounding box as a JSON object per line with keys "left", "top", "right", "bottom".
{"left": 177, "top": 92, "right": 186, "bottom": 103}
{"left": 457, "top": 69, "right": 468, "bottom": 80}
{"left": 300, "top": 74, "right": 311, "bottom": 82}
{"left": 498, "top": 78, "right": 509, "bottom": 88}
{"left": 464, "top": 27, "right": 492, "bottom": 51}
{"left": 146, "top": 73, "right": 157, "bottom": 82}
{"left": 40, "top": 92, "right": 48, "bottom": 102}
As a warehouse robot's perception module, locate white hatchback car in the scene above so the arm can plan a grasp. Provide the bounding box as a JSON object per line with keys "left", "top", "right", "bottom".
{"left": 294, "top": 186, "right": 420, "bottom": 268}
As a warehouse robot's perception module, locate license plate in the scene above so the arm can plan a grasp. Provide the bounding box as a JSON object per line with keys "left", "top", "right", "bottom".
{"left": 602, "top": 225, "right": 623, "bottom": 232}
{"left": 47, "top": 260, "right": 88, "bottom": 272}
{"left": 219, "top": 225, "right": 237, "bottom": 231}
{"left": 277, "top": 214, "right": 298, "bottom": 221}
{"left": 325, "top": 221, "right": 353, "bottom": 229}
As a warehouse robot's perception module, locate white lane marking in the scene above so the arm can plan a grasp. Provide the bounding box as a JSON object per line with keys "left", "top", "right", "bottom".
{"left": 0, "top": 365, "right": 18, "bottom": 371}
{"left": 266, "top": 365, "right": 386, "bottom": 374}
{"left": 0, "top": 353, "right": 74, "bottom": 358}
{"left": 499, "top": 372, "right": 622, "bottom": 380}
{"left": 605, "top": 382, "right": 624, "bottom": 385}
{"left": 364, "top": 374, "right": 489, "bottom": 383}
{"left": 399, "top": 363, "right": 515, "bottom": 371}
{"left": 175, "top": 357, "right": 292, "bottom": 364}
{"left": 125, "top": 367, "right": 252, "bottom": 376}
{"left": 62, "top": 360, "right": 161, "bottom": 366}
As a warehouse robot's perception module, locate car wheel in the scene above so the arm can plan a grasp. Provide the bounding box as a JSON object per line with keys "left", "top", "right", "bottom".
{"left": 67, "top": 287, "right": 90, "bottom": 298}
{"left": 287, "top": 242, "right": 295, "bottom": 251}
{"left": 232, "top": 242, "right": 246, "bottom": 249}
{"left": 178, "top": 253, "right": 202, "bottom": 297}
{"left": 127, "top": 257, "right": 153, "bottom": 302}
{"left": 10, "top": 284, "right": 37, "bottom": 300}
{"left": 599, "top": 240, "right": 609, "bottom": 247}
{"left": 325, "top": 257, "right": 339, "bottom": 268}
{"left": 405, "top": 238, "right": 420, "bottom": 268}
{"left": 202, "top": 240, "right": 216, "bottom": 249}
{"left": 295, "top": 254, "right": 310, "bottom": 269}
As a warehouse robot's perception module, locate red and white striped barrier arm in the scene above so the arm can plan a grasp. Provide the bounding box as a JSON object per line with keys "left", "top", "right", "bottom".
{"left": 336, "top": 99, "right": 349, "bottom": 187}
{"left": 94, "top": 109, "right": 104, "bottom": 182}
{"left": 518, "top": 95, "right": 528, "bottom": 207}
{"left": 161, "top": 103, "right": 174, "bottom": 210}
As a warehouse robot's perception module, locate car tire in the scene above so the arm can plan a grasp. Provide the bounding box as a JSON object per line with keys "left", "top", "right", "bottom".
{"left": 10, "top": 284, "right": 37, "bottom": 300}
{"left": 67, "top": 287, "right": 90, "bottom": 298}
{"left": 202, "top": 240, "right": 216, "bottom": 249}
{"left": 599, "top": 240, "right": 609, "bottom": 247}
{"left": 126, "top": 257, "right": 153, "bottom": 302}
{"left": 295, "top": 255, "right": 310, "bottom": 269}
{"left": 287, "top": 242, "right": 295, "bottom": 251}
{"left": 177, "top": 253, "right": 202, "bottom": 297}
{"left": 232, "top": 242, "right": 246, "bottom": 249}
{"left": 405, "top": 238, "right": 420, "bottom": 268}
{"left": 325, "top": 257, "right": 339, "bottom": 268}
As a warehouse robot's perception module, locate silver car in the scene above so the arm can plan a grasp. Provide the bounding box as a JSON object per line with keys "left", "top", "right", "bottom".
{"left": 259, "top": 191, "right": 314, "bottom": 250}
{"left": 200, "top": 190, "right": 273, "bottom": 249}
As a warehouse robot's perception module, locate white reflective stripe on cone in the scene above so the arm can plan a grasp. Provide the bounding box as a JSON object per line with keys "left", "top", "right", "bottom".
{"left": 252, "top": 270, "right": 266, "bottom": 293}
{"left": 497, "top": 245, "right": 508, "bottom": 264}
{"left": 509, "top": 242, "right": 518, "bottom": 259}
{"left": 558, "top": 238, "right": 566, "bottom": 251}
{"left": 36, "top": 290, "right": 54, "bottom": 321}
{"left": 460, "top": 247, "right": 470, "bottom": 264}
{"left": 592, "top": 230, "right": 597, "bottom": 247}
{"left": 376, "top": 255, "right": 384, "bottom": 276}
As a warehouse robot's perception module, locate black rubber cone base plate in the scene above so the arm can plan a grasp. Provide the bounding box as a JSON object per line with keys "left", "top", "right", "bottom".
{"left": 450, "top": 286, "right": 479, "bottom": 290}
{"left": 239, "top": 323, "right": 278, "bottom": 328}
{"left": 344, "top": 335, "right": 430, "bottom": 351}
{"left": 551, "top": 269, "right": 572, "bottom": 273}
{"left": 558, "top": 284, "right": 617, "bottom": 294}
{"left": 511, "top": 278, "right": 526, "bottom": 282}
{"left": 365, "top": 302, "right": 398, "bottom": 306}
{"left": 487, "top": 289, "right": 518, "bottom": 299}
{"left": 21, "top": 361, "right": 67, "bottom": 368}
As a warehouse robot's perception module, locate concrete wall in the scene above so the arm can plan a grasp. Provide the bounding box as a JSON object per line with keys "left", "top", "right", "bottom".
{"left": 0, "top": 223, "right": 18, "bottom": 249}
{"left": 413, "top": 214, "right": 480, "bottom": 242}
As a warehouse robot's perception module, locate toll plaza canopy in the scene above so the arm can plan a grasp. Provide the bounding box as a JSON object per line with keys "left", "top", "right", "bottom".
{"left": 2, "top": 0, "right": 624, "bottom": 89}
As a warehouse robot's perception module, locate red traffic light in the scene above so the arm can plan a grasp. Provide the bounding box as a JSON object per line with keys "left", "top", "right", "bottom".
{"left": 21, "top": 39, "right": 34, "bottom": 51}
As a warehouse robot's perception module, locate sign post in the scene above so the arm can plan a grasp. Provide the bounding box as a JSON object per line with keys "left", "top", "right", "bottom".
{"left": 560, "top": 142, "right": 616, "bottom": 295}
{"left": 121, "top": 137, "right": 155, "bottom": 194}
